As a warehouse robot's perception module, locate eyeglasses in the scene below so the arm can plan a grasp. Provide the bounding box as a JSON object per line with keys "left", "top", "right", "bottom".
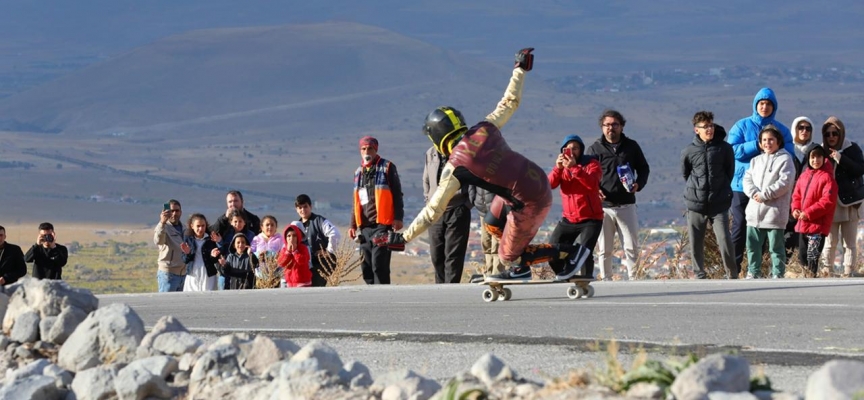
{"left": 601, "top": 123, "right": 621, "bottom": 129}
{"left": 824, "top": 131, "right": 840, "bottom": 137}
{"left": 797, "top": 126, "right": 812, "bottom": 132}
{"left": 695, "top": 125, "right": 714, "bottom": 130}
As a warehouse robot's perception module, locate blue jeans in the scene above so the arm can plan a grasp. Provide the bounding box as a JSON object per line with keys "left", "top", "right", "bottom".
{"left": 157, "top": 270, "right": 185, "bottom": 292}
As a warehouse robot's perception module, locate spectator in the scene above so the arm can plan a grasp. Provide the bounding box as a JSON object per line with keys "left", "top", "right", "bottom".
{"left": 586, "top": 109, "right": 651, "bottom": 280}
{"left": 0, "top": 225, "right": 27, "bottom": 286}
{"left": 278, "top": 222, "right": 312, "bottom": 287}
{"left": 680, "top": 112, "right": 736, "bottom": 279}
{"left": 548, "top": 134, "right": 603, "bottom": 280}
{"left": 211, "top": 190, "right": 261, "bottom": 238}
{"left": 348, "top": 136, "right": 404, "bottom": 284}
{"left": 25, "top": 222, "right": 68, "bottom": 280}
{"left": 742, "top": 125, "right": 796, "bottom": 279}
{"left": 251, "top": 215, "right": 284, "bottom": 260}
{"left": 295, "top": 194, "right": 341, "bottom": 287}
{"left": 791, "top": 144, "right": 837, "bottom": 277}
{"left": 153, "top": 199, "right": 186, "bottom": 292}
{"left": 374, "top": 48, "right": 592, "bottom": 282}
{"left": 727, "top": 88, "right": 794, "bottom": 278}
{"left": 213, "top": 210, "right": 254, "bottom": 290}
{"left": 791, "top": 117, "right": 814, "bottom": 164}
{"left": 470, "top": 187, "right": 504, "bottom": 282}
{"left": 423, "top": 146, "right": 474, "bottom": 283}
{"left": 820, "top": 116, "right": 864, "bottom": 277}
{"left": 217, "top": 233, "right": 259, "bottom": 289}
{"left": 181, "top": 213, "right": 221, "bottom": 291}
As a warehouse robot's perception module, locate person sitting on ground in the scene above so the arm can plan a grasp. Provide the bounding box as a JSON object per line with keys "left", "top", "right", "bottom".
{"left": 181, "top": 213, "right": 221, "bottom": 291}
{"left": 372, "top": 48, "right": 591, "bottom": 282}
{"left": 791, "top": 144, "right": 837, "bottom": 277}
{"left": 742, "top": 125, "right": 796, "bottom": 279}
{"left": 217, "top": 233, "right": 259, "bottom": 289}
{"left": 277, "top": 222, "right": 312, "bottom": 288}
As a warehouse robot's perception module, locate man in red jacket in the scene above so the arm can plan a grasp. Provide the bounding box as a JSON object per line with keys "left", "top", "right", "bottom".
{"left": 548, "top": 134, "right": 603, "bottom": 279}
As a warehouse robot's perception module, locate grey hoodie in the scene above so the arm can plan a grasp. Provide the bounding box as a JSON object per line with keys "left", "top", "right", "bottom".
{"left": 743, "top": 148, "right": 796, "bottom": 229}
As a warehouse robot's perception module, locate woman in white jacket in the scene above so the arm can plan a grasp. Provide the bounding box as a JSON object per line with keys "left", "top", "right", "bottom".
{"left": 743, "top": 125, "right": 797, "bottom": 279}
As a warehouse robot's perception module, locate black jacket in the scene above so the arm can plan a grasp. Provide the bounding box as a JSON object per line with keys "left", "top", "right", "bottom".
{"left": 585, "top": 133, "right": 651, "bottom": 207}
{"left": 211, "top": 209, "right": 262, "bottom": 237}
{"left": 681, "top": 134, "right": 734, "bottom": 215}
{"left": 25, "top": 244, "right": 68, "bottom": 280}
{"left": 0, "top": 243, "right": 27, "bottom": 285}
{"left": 833, "top": 142, "right": 864, "bottom": 206}
{"left": 182, "top": 235, "right": 221, "bottom": 277}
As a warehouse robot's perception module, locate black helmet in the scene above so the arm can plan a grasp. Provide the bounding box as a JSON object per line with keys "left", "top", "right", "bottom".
{"left": 423, "top": 106, "right": 468, "bottom": 155}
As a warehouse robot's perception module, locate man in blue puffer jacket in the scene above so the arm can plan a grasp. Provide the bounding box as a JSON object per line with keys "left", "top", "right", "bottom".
{"left": 727, "top": 87, "right": 794, "bottom": 278}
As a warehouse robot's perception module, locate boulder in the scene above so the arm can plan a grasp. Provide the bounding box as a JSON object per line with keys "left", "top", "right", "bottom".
{"left": 0, "top": 375, "right": 64, "bottom": 400}
{"left": 70, "top": 364, "right": 120, "bottom": 400}
{"left": 46, "top": 306, "right": 88, "bottom": 345}
{"left": 57, "top": 303, "right": 145, "bottom": 372}
{"left": 340, "top": 360, "right": 373, "bottom": 388}
{"left": 9, "top": 311, "right": 40, "bottom": 343}
{"left": 42, "top": 363, "right": 74, "bottom": 389}
{"left": 121, "top": 356, "right": 178, "bottom": 380}
{"left": 151, "top": 331, "right": 201, "bottom": 357}
{"left": 805, "top": 359, "right": 864, "bottom": 400}
{"left": 2, "top": 278, "right": 97, "bottom": 334}
{"left": 470, "top": 353, "right": 516, "bottom": 386}
{"left": 671, "top": 354, "right": 750, "bottom": 400}
{"left": 114, "top": 362, "right": 173, "bottom": 400}
{"left": 289, "top": 340, "right": 343, "bottom": 376}
{"left": 372, "top": 370, "right": 441, "bottom": 400}
{"left": 240, "top": 335, "right": 282, "bottom": 376}
{"left": 38, "top": 316, "right": 58, "bottom": 343}
{"left": 139, "top": 316, "right": 187, "bottom": 349}
{"left": 5, "top": 358, "right": 52, "bottom": 383}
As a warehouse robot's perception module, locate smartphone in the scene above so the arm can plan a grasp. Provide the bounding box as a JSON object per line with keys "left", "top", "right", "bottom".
{"left": 563, "top": 148, "right": 572, "bottom": 158}
{"left": 163, "top": 203, "right": 171, "bottom": 211}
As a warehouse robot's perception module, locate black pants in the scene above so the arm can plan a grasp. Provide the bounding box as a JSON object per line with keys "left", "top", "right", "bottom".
{"left": 798, "top": 233, "right": 826, "bottom": 276}
{"left": 730, "top": 191, "right": 749, "bottom": 278}
{"left": 548, "top": 218, "right": 602, "bottom": 277}
{"left": 428, "top": 205, "right": 471, "bottom": 283}
{"left": 360, "top": 224, "right": 392, "bottom": 284}
{"left": 310, "top": 260, "right": 327, "bottom": 287}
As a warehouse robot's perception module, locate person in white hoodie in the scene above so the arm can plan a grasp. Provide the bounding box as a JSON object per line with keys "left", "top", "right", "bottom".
{"left": 743, "top": 125, "right": 796, "bottom": 279}
{"left": 791, "top": 116, "right": 814, "bottom": 164}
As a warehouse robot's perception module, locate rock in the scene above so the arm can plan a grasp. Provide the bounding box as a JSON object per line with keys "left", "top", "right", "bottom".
{"left": 753, "top": 391, "right": 803, "bottom": 400}
{"left": 139, "top": 316, "right": 187, "bottom": 349}
{"left": 0, "top": 335, "right": 9, "bottom": 350}
{"left": 0, "top": 292, "right": 9, "bottom": 325}
{"left": 470, "top": 353, "right": 515, "bottom": 386}
{"left": 0, "top": 375, "right": 64, "bottom": 400}
{"left": 210, "top": 332, "right": 253, "bottom": 349}
{"left": 189, "top": 344, "right": 241, "bottom": 390}
{"left": 372, "top": 370, "right": 441, "bottom": 400}
{"left": 2, "top": 278, "right": 97, "bottom": 334}
{"left": 70, "top": 364, "right": 120, "bottom": 400}
{"left": 9, "top": 311, "right": 41, "bottom": 343}
{"left": 57, "top": 303, "right": 146, "bottom": 372}
{"left": 172, "top": 370, "right": 190, "bottom": 386}
{"left": 39, "top": 316, "right": 58, "bottom": 342}
{"left": 272, "top": 338, "right": 300, "bottom": 357}
{"left": 289, "top": 340, "right": 343, "bottom": 376}
{"left": 151, "top": 331, "right": 201, "bottom": 357}
{"left": 43, "top": 363, "right": 74, "bottom": 389}
{"left": 340, "top": 360, "right": 373, "bottom": 388}
{"left": 626, "top": 382, "right": 665, "bottom": 399}
{"left": 806, "top": 359, "right": 864, "bottom": 400}
{"left": 5, "top": 358, "right": 52, "bottom": 382}
{"left": 707, "top": 392, "right": 759, "bottom": 400}
{"left": 14, "top": 345, "right": 34, "bottom": 359}
{"left": 178, "top": 353, "right": 197, "bottom": 372}
{"left": 122, "top": 356, "right": 178, "bottom": 379}
{"left": 278, "top": 358, "right": 328, "bottom": 381}
{"left": 46, "top": 306, "right": 88, "bottom": 345}
{"left": 671, "top": 354, "right": 750, "bottom": 400}
{"left": 240, "top": 335, "right": 282, "bottom": 376}
{"left": 114, "top": 365, "right": 173, "bottom": 400}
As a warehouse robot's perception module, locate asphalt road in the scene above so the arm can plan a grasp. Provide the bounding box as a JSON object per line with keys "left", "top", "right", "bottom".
{"left": 100, "top": 279, "right": 864, "bottom": 394}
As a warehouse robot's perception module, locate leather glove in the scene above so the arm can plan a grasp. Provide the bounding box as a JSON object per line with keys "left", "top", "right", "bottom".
{"left": 514, "top": 47, "right": 534, "bottom": 71}
{"left": 372, "top": 231, "right": 406, "bottom": 252}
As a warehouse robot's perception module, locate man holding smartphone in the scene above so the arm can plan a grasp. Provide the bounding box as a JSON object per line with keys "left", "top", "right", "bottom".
{"left": 154, "top": 199, "right": 186, "bottom": 292}
{"left": 25, "top": 222, "right": 68, "bottom": 280}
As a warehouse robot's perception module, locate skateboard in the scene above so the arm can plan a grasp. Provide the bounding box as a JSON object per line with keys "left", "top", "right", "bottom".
{"left": 478, "top": 277, "right": 595, "bottom": 302}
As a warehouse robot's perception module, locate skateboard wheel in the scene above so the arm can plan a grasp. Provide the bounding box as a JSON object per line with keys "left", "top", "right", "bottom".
{"left": 482, "top": 288, "right": 499, "bottom": 302}
{"left": 585, "top": 285, "right": 595, "bottom": 298}
{"left": 501, "top": 288, "right": 512, "bottom": 301}
{"left": 566, "top": 285, "right": 583, "bottom": 299}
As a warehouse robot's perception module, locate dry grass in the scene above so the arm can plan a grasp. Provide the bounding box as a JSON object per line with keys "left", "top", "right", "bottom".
{"left": 255, "top": 253, "right": 283, "bottom": 289}
{"left": 318, "top": 240, "right": 363, "bottom": 287}
{"left": 633, "top": 237, "right": 669, "bottom": 280}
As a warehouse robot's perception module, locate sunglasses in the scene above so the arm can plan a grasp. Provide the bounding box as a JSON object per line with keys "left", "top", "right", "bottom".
{"left": 824, "top": 131, "right": 841, "bottom": 137}
{"left": 797, "top": 126, "right": 812, "bottom": 132}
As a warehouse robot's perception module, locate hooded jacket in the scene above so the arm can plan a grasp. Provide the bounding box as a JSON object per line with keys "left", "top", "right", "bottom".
{"left": 743, "top": 148, "right": 796, "bottom": 230}
{"left": 221, "top": 232, "right": 259, "bottom": 290}
{"left": 585, "top": 133, "right": 650, "bottom": 207}
{"left": 681, "top": 127, "right": 734, "bottom": 215}
{"left": 548, "top": 134, "right": 603, "bottom": 223}
{"left": 728, "top": 88, "right": 795, "bottom": 192}
{"left": 821, "top": 116, "right": 864, "bottom": 207}
{"left": 791, "top": 116, "right": 814, "bottom": 163}
{"left": 792, "top": 144, "right": 837, "bottom": 235}
{"left": 277, "top": 223, "right": 312, "bottom": 287}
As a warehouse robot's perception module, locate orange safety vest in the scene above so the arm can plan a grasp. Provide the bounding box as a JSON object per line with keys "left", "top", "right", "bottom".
{"left": 353, "top": 158, "right": 395, "bottom": 226}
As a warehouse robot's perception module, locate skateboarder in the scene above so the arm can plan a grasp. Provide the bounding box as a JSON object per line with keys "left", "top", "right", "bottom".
{"left": 373, "top": 48, "right": 590, "bottom": 281}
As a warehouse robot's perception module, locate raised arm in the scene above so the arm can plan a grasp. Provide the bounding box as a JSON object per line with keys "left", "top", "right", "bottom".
{"left": 484, "top": 48, "right": 533, "bottom": 129}
{"left": 402, "top": 163, "right": 463, "bottom": 242}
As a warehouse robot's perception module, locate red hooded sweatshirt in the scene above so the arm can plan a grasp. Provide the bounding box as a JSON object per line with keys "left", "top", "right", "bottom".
{"left": 277, "top": 223, "right": 312, "bottom": 287}
{"left": 548, "top": 156, "right": 603, "bottom": 224}
{"left": 792, "top": 145, "right": 837, "bottom": 235}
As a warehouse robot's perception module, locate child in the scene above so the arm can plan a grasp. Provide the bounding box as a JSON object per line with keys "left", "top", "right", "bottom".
{"left": 791, "top": 144, "right": 837, "bottom": 276}
{"left": 251, "top": 215, "right": 284, "bottom": 259}
{"left": 294, "top": 194, "right": 341, "bottom": 287}
{"left": 742, "top": 125, "right": 797, "bottom": 279}
{"left": 217, "top": 233, "right": 259, "bottom": 289}
{"left": 277, "top": 222, "right": 312, "bottom": 287}
{"left": 181, "top": 213, "right": 221, "bottom": 291}
{"left": 213, "top": 210, "right": 254, "bottom": 289}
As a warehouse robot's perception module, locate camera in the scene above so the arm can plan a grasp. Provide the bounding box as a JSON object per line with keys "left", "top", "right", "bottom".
{"left": 40, "top": 234, "right": 54, "bottom": 244}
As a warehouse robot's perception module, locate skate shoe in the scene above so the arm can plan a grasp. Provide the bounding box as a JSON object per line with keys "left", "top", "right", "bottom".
{"left": 555, "top": 246, "right": 591, "bottom": 281}
{"left": 485, "top": 265, "right": 532, "bottom": 282}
